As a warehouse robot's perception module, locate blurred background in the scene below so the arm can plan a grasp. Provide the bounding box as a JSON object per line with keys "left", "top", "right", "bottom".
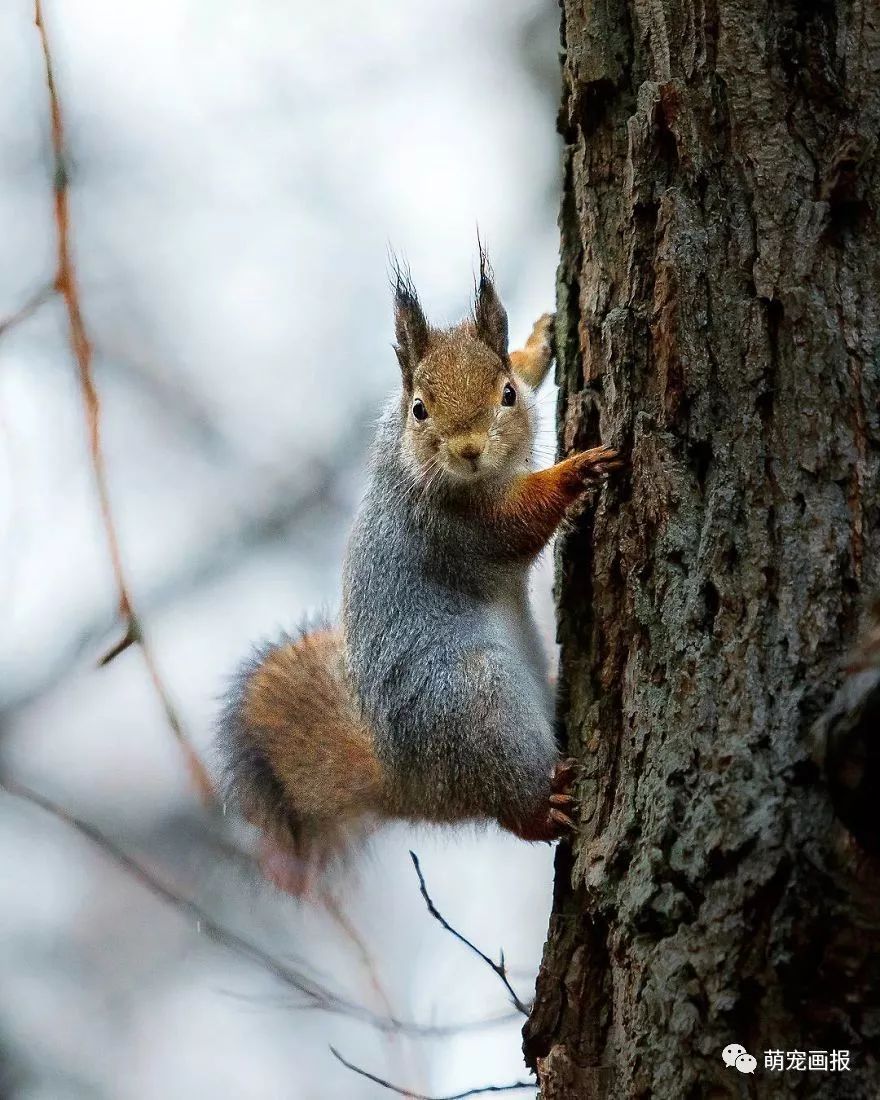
{"left": 0, "top": 2, "right": 562, "bottom": 1096}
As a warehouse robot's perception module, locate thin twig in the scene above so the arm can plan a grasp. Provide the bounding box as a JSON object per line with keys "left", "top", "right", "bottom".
{"left": 32, "top": 0, "right": 213, "bottom": 802}
{"left": 0, "top": 282, "right": 55, "bottom": 340}
{"left": 0, "top": 778, "right": 516, "bottom": 1038}
{"left": 330, "top": 1047, "right": 534, "bottom": 1100}
{"left": 409, "top": 852, "right": 529, "bottom": 1016}
{"left": 97, "top": 621, "right": 139, "bottom": 666}
{"left": 2, "top": 777, "right": 345, "bottom": 1007}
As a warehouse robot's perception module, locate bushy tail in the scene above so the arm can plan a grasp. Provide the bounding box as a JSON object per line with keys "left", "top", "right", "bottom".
{"left": 217, "top": 625, "right": 384, "bottom": 892}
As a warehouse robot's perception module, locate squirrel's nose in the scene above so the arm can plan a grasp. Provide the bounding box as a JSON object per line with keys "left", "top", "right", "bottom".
{"left": 450, "top": 436, "right": 487, "bottom": 467}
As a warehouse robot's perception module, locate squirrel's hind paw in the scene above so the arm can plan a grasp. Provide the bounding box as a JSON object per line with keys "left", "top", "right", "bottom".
{"left": 503, "top": 761, "right": 580, "bottom": 843}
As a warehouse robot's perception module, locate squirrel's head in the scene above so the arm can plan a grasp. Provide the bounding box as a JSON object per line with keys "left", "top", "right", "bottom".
{"left": 392, "top": 251, "right": 535, "bottom": 488}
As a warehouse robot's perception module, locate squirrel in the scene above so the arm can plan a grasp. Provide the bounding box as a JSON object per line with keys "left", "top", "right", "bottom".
{"left": 218, "top": 251, "right": 621, "bottom": 893}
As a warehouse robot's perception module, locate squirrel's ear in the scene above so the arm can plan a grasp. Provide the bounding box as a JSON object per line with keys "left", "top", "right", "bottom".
{"left": 473, "top": 247, "right": 509, "bottom": 362}
{"left": 391, "top": 261, "right": 429, "bottom": 390}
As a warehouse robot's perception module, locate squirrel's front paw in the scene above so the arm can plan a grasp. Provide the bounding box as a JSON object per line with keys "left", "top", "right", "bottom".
{"left": 526, "top": 312, "right": 554, "bottom": 354}
{"left": 571, "top": 445, "right": 625, "bottom": 485}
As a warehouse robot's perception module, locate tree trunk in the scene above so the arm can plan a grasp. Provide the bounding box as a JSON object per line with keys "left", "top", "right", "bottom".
{"left": 524, "top": 2, "right": 880, "bottom": 1097}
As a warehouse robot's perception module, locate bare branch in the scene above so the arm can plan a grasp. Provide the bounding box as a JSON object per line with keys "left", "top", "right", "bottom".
{"left": 330, "top": 1047, "right": 534, "bottom": 1100}
{"left": 0, "top": 778, "right": 517, "bottom": 1037}
{"left": 0, "top": 282, "right": 55, "bottom": 341}
{"left": 1, "top": 776, "right": 345, "bottom": 1005}
{"left": 409, "top": 851, "right": 529, "bottom": 1016}
{"left": 32, "top": 0, "right": 212, "bottom": 801}
{"left": 97, "top": 620, "right": 140, "bottom": 667}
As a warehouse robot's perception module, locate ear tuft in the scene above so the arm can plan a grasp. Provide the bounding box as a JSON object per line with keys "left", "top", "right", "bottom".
{"left": 473, "top": 242, "right": 509, "bottom": 362}
{"left": 390, "top": 254, "right": 429, "bottom": 390}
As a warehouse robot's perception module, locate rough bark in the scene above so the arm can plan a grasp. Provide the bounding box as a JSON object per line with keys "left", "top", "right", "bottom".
{"left": 525, "top": 2, "right": 880, "bottom": 1097}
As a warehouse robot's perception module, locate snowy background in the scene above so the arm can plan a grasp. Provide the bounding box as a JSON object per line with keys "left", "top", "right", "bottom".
{"left": 0, "top": 2, "right": 563, "bottom": 1096}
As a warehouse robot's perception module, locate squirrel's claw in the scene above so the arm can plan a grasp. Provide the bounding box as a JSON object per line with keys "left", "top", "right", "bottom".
{"left": 503, "top": 772, "right": 579, "bottom": 841}
{"left": 551, "top": 757, "right": 580, "bottom": 792}
{"left": 574, "top": 445, "right": 625, "bottom": 483}
{"left": 548, "top": 808, "right": 576, "bottom": 832}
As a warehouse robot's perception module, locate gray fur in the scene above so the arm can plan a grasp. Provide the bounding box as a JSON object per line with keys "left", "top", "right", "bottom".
{"left": 343, "top": 397, "right": 558, "bottom": 830}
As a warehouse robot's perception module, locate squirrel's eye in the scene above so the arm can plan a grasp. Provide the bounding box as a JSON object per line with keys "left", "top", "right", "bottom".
{"left": 412, "top": 398, "right": 429, "bottom": 422}
{"left": 501, "top": 382, "right": 517, "bottom": 407}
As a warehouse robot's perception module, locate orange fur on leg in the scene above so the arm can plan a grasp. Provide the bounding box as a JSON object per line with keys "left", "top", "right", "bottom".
{"left": 490, "top": 446, "right": 623, "bottom": 559}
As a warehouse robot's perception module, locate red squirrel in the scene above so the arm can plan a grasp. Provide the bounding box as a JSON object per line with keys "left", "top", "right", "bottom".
{"left": 218, "top": 253, "right": 621, "bottom": 892}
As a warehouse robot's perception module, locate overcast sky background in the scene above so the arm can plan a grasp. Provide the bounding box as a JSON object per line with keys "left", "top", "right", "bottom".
{"left": 0, "top": 2, "right": 563, "bottom": 1096}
